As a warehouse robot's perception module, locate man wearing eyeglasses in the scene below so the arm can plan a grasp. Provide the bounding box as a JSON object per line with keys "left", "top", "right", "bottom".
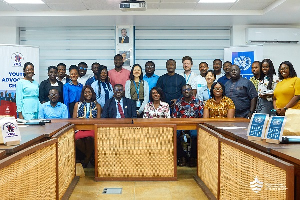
{"left": 85, "top": 62, "right": 100, "bottom": 86}
{"left": 143, "top": 61, "right": 159, "bottom": 93}
{"left": 38, "top": 89, "right": 68, "bottom": 119}
{"left": 77, "top": 62, "right": 90, "bottom": 85}
{"left": 101, "top": 84, "right": 137, "bottom": 118}
{"left": 172, "top": 84, "right": 203, "bottom": 167}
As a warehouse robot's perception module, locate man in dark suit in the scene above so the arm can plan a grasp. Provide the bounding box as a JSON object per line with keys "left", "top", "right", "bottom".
{"left": 119, "top": 28, "right": 129, "bottom": 43}
{"left": 101, "top": 84, "right": 137, "bottom": 118}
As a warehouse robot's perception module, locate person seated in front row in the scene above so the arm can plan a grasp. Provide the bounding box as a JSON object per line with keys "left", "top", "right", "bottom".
{"left": 203, "top": 82, "right": 235, "bottom": 118}
{"left": 73, "top": 85, "right": 101, "bottom": 167}
{"left": 38, "top": 88, "right": 68, "bottom": 119}
{"left": 172, "top": 84, "right": 203, "bottom": 167}
{"left": 143, "top": 87, "right": 170, "bottom": 118}
{"left": 101, "top": 84, "right": 137, "bottom": 118}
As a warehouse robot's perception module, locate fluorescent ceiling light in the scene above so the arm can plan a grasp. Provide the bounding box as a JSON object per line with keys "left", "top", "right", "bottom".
{"left": 199, "top": 0, "right": 237, "bottom": 3}
{"left": 4, "top": 0, "right": 44, "bottom": 4}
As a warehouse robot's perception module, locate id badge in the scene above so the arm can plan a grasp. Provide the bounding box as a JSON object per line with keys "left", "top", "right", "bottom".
{"left": 136, "top": 100, "right": 141, "bottom": 107}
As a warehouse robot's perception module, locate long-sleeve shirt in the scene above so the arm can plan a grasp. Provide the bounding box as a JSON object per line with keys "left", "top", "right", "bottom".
{"left": 63, "top": 82, "right": 83, "bottom": 117}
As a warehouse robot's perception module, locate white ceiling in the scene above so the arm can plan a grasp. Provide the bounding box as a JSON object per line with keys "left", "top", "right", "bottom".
{"left": 0, "top": 0, "right": 299, "bottom": 27}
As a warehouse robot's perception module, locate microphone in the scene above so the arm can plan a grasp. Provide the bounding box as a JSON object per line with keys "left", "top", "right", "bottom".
{"left": 281, "top": 136, "right": 300, "bottom": 143}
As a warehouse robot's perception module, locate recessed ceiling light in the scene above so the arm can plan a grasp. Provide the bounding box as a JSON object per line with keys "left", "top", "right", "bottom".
{"left": 199, "top": 0, "right": 237, "bottom": 3}
{"left": 4, "top": 0, "right": 45, "bottom": 4}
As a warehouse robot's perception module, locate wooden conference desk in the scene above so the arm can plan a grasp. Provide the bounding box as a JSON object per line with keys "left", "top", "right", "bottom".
{"left": 0, "top": 122, "right": 76, "bottom": 200}
{"left": 197, "top": 121, "right": 300, "bottom": 200}
{"left": 0, "top": 122, "right": 71, "bottom": 154}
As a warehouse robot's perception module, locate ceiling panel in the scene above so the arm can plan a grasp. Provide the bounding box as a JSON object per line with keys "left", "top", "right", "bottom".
{"left": 9, "top": 4, "right": 51, "bottom": 11}
{"left": 0, "top": 1, "right": 16, "bottom": 11}
{"left": 47, "top": 3, "right": 87, "bottom": 11}
{"left": 161, "top": 0, "right": 198, "bottom": 2}
{"left": 195, "top": 3, "right": 233, "bottom": 10}
{"left": 159, "top": 2, "right": 197, "bottom": 9}
{"left": 83, "top": 0, "right": 119, "bottom": 10}
{"left": 231, "top": 0, "right": 276, "bottom": 10}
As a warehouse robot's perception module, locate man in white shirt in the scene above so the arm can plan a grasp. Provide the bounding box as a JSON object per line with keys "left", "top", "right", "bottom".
{"left": 77, "top": 62, "right": 90, "bottom": 85}
{"left": 192, "top": 62, "right": 209, "bottom": 97}
{"left": 180, "top": 56, "right": 197, "bottom": 87}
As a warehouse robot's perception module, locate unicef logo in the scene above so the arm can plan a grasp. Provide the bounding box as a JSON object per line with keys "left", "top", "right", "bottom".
{"left": 254, "top": 117, "right": 264, "bottom": 123}
{"left": 272, "top": 119, "right": 282, "bottom": 126}
{"left": 234, "top": 56, "right": 252, "bottom": 71}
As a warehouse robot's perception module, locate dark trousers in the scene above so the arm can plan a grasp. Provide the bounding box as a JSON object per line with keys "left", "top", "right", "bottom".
{"left": 176, "top": 130, "right": 197, "bottom": 159}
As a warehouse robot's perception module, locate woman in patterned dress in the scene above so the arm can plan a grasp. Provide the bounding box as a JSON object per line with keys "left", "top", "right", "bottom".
{"left": 73, "top": 85, "right": 101, "bottom": 167}
{"left": 143, "top": 87, "right": 170, "bottom": 118}
{"left": 203, "top": 82, "right": 235, "bottom": 118}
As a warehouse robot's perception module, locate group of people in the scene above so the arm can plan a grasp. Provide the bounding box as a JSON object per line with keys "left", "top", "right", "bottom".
{"left": 15, "top": 55, "right": 300, "bottom": 167}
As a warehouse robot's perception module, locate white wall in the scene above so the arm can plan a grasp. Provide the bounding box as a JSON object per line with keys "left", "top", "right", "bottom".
{"left": 232, "top": 25, "right": 300, "bottom": 76}
{"left": 0, "top": 26, "right": 19, "bottom": 45}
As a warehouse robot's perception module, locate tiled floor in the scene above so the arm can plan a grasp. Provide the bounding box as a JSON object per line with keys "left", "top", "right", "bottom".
{"left": 70, "top": 166, "right": 209, "bottom": 200}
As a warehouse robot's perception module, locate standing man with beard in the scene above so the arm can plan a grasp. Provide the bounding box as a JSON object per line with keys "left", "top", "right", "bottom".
{"left": 57, "top": 63, "right": 70, "bottom": 84}
{"left": 156, "top": 59, "right": 185, "bottom": 107}
{"left": 108, "top": 54, "right": 130, "bottom": 88}
{"left": 77, "top": 62, "right": 90, "bottom": 85}
{"left": 180, "top": 56, "right": 197, "bottom": 86}
{"left": 192, "top": 62, "right": 209, "bottom": 97}
{"left": 218, "top": 61, "right": 232, "bottom": 85}
{"left": 213, "top": 59, "right": 224, "bottom": 80}
{"left": 225, "top": 65, "right": 258, "bottom": 118}
{"left": 249, "top": 61, "right": 261, "bottom": 91}
{"left": 85, "top": 62, "right": 100, "bottom": 86}
{"left": 143, "top": 61, "right": 159, "bottom": 93}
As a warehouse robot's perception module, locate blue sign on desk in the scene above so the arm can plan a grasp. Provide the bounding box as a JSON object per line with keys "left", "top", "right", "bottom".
{"left": 247, "top": 113, "right": 268, "bottom": 140}
{"left": 266, "top": 116, "right": 286, "bottom": 142}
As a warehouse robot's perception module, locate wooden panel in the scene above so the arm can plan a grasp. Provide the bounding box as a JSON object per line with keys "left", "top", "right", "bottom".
{"left": 52, "top": 125, "right": 76, "bottom": 200}
{"left": 0, "top": 139, "right": 57, "bottom": 200}
{"left": 95, "top": 124, "right": 176, "bottom": 181}
{"left": 197, "top": 126, "right": 219, "bottom": 198}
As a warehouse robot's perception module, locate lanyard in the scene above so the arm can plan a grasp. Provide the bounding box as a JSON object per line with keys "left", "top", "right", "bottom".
{"left": 184, "top": 73, "right": 191, "bottom": 84}
{"left": 133, "top": 80, "right": 141, "bottom": 100}
{"left": 207, "top": 87, "right": 211, "bottom": 99}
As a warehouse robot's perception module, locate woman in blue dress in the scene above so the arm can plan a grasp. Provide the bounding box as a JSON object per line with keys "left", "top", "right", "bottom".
{"left": 63, "top": 65, "right": 83, "bottom": 118}
{"left": 91, "top": 65, "right": 113, "bottom": 108}
{"left": 16, "top": 62, "right": 39, "bottom": 120}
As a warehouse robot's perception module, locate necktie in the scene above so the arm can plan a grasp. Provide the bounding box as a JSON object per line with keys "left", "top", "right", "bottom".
{"left": 121, "top": 37, "right": 124, "bottom": 43}
{"left": 117, "top": 101, "right": 125, "bottom": 118}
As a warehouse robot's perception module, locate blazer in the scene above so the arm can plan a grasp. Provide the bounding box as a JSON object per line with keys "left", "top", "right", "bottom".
{"left": 119, "top": 36, "right": 129, "bottom": 43}
{"left": 39, "top": 79, "right": 64, "bottom": 103}
{"left": 101, "top": 97, "right": 137, "bottom": 118}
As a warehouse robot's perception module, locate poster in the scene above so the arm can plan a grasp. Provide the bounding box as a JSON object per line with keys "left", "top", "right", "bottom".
{"left": 0, "top": 45, "right": 39, "bottom": 117}
{"left": 224, "top": 45, "right": 263, "bottom": 79}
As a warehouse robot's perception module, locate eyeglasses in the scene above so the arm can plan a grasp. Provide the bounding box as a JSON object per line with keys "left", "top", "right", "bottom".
{"left": 49, "top": 93, "right": 59, "bottom": 97}
{"left": 213, "top": 88, "right": 223, "bottom": 91}
{"left": 145, "top": 65, "right": 155, "bottom": 68}
{"left": 114, "top": 89, "right": 123, "bottom": 92}
{"left": 182, "top": 88, "right": 192, "bottom": 92}
{"left": 79, "top": 67, "right": 87, "bottom": 70}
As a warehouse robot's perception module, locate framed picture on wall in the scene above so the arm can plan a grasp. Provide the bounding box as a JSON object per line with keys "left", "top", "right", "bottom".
{"left": 118, "top": 28, "right": 129, "bottom": 44}
{"left": 119, "top": 51, "right": 130, "bottom": 66}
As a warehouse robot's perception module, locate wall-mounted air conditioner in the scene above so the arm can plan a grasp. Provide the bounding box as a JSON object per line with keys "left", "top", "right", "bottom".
{"left": 246, "top": 28, "right": 300, "bottom": 44}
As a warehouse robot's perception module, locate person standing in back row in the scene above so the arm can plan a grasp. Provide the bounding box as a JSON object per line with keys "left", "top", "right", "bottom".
{"left": 156, "top": 59, "right": 186, "bottom": 108}
{"left": 108, "top": 54, "right": 130, "bottom": 88}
